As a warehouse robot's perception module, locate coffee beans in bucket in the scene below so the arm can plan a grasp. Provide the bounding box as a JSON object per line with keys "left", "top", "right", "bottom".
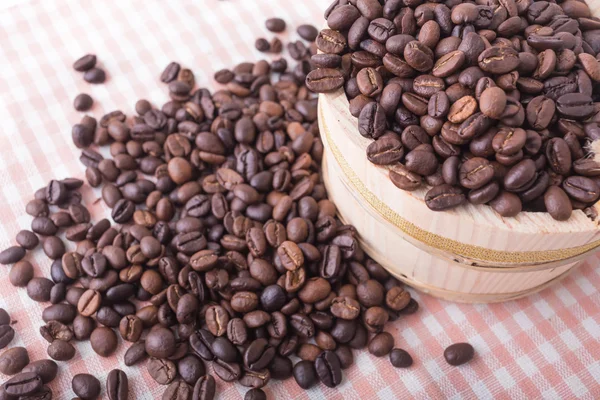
{"left": 0, "top": 15, "right": 479, "bottom": 400}
{"left": 308, "top": 0, "right": 600, "bottom": 220}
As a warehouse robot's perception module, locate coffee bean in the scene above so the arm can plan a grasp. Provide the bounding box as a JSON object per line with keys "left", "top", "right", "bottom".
{"left": 4, "top": 372, "right": 42, "bottom": 396}
{"left": 478, "top": 46, "right": 519, "bottom": 74}
{"left": 265, "top": 18, "right": 286, "bottom": 33}
{"left": 27, "top": 277, "right": 54, "bottom": 302}
{"left": 146, "top": 327, "right": 176, "bottom": 358}
{"left": 40, "top": 321, "right": 73, "bottom": 343}
{"left": 84, "top": 67, "right": 106, "bottom": 83}
{"left": 245, "top": 388, "right": 266, "bottom": 400}
{"left": 72, "top": 374, "right": 101, "bottom": 400}
{"left": 563, "top": 176, "right": 600, "bottom": 203}
{"left": 193, "top": 375, "right": 216, "bottom": 400}
{"left": 368, "top": 332, "right": 394, "bottom": 357}
{"left": 0, "top": 347, "right": 29, "bottom": 375}
{"left": 74, "top": 94, "right": 93, "bottom": 111}
{"left": 213, "top": 359, "right": 242, "bottom": 382}
{"left": 390, "top": 348, "right": 413, "bottom": 368}
{"left": 479, "top": 87, "right": 506, "bottom": 119}
{"left": 293, "top": 360, "right": 317, "bottom": 389}
{"left": 242, "top": 338, "right": 275, "bottom": 372}
{"left": 425, "top": 184, "right": 465, "bottom": 211}
{"left": 90, "top": 326, "right": 118, "bottom": 357}
{"left": 314, "top": 351, "right": 342, "bottom": 388}
{"left": 106, "top": 369, "right": 128, "bottom": 400}
{"left": 163, "top": 380, "right": 192, "bottom": 399}
{"left": 546, "top": 138, "right": 572, "bottom": 176}
{"left": 22, "top": 360, "right": 58, "bottom": 384}
{"left": 504, "top": 159, "right": 536, "bottom": 192}
{"left": 0, "top": 246, "right": 25, "bottom": 265}
{"left": 444, "top": 342, "right": 475, "bottom": 366}
{"left": 47, "top": 339, "right": 75, "bottom": 361}
{"left": 73, "top": 54, "right": 97, "bottom": 71}
{"left": 489, "top": 191, "right": 522, "bottom": 217}
{"left": 305, "top": 68, "right": 344, "bottom": 93}
{"left": 298, "top": 24, "right": 318, "bottom": 41}
{"left": 148, "top": 357, "right": 177, "bottom": 385}
{"left": 16, "top": 230, "right": 39, "bottom": 250}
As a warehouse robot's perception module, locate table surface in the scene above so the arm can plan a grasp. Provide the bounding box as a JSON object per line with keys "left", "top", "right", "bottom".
{"left": 1, "top": 0, "right": 599, "bottom": 399}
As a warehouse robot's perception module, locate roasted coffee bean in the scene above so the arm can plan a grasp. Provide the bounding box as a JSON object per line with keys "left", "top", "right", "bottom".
{"left": 563, "top": 176, "right": 600, "bottom": 203}
{"left": 22, "top": 360, "right": 58, "bottom": 385}
{"left": 305, "top": 69, "right": 344, "bottom": 93}
{"left": 16, "top": 230, "right": 39, "bottom": 250}
{"left": 106, "top": 369, "right": 128, "bottom": 400}
{"left": 0, "top": 246, "right": 25, "bottom": 265}
{"left": 148, "top": 357, "right": 177, "bottom": 385}
{"left": 546, "top": 138, "right": 572, "bottom": 176}
{"left": 73, "top": 54, "right": 96, "bottom": 71}
{"left": 293, "top": 360, "right": 317, "bottom": 389}
{"left": 366, "top": 136, "right": 404, "bottom": 165}
{"left": 47, "top": 339, "right": 75, "bottom": 361}
{"left": 444, "top": 342, "right": 475, "bottom": 366}
{"left": 74, "top": 93, "right": 93, "bottom": 111}
{"left": 368, "top": 332, "right": 394, "bottom": 357}
{"left": 4, "top": 372, "right": 42, "bottom": 396}
{"left": 0, "top": 347, "right": 29, "bottom": 375}
{"left": 90, "top": 326, "right": 118, "bottom": 357}
{"left": 314, "top": 351, "right": 342, "bottom": 388}
{"left": 425, "top": 184, "right": 465, "bottom": 210}
{"left": 72, "top": 374, "right": 101, "bottom": 399}
{"left": 40, "top": 321, "right": 73, "bottom": 343}
{"left": 265, "top": 18, "right": 286, "bottom": 33}
{"left": 27, "top": 277, "right": 54, "bottom": 302}
{"left": 390, "top": 348, "right": 413, "bottom": 368}
{"left": 243, "top": 338, "right": 275, "bottom": 371}
{"left": 193, "top": 375, "right": 216, "bottom": 400}
{"left": 213, "top": 359, "right": 242, "bottom": 382}
{"left": 146, "top": 326, "right": 176, "bottom": 358}
{"left": 84, "top": 67, "right": 106, "bottom": 83}
{"left": 124, "top": 341, "right": 147, "bottom": 366}
{"left": 490, "top": 191, "right": 522, "bottom": 217}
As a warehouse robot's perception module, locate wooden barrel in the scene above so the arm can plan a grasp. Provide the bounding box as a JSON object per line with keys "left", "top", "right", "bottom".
{"left": 319, "top": 88, "right": 600, "bottom": 303}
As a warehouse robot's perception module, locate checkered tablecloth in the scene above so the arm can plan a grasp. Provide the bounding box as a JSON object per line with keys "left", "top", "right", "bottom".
{"left": 0, "top": 0, "right": 599, "bottom": 398}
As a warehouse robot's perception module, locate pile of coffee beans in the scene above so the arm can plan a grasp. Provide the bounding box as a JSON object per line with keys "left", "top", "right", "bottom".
{"left": 308, "top": 0, "right": 600, "bottom": 220}
{"left": 0, "top": 16, "right": 457, "bottom": 399}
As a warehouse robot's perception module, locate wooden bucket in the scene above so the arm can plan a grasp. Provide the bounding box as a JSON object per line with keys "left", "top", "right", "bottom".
{"left": 319, "top": 88, "right": 600, "bottom": 303}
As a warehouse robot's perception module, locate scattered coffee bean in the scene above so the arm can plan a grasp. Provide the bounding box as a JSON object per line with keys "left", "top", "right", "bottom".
{"left": 9, "top": 261, "right": 34, "bottom": 287}
{"left": 444, "top": 342, "right": 475, "bottom": 366}
{"left": 74, "top": 94, "right": 94, "bottom": 111}
{"left": 107, "top": 369, "right": 128, "bottom": 400}
{"left": 72, "top": 373, "right": 101, "bottom": 400}
{"left": 84, "top": 68, "right": 106, "bottom": 84}
{"left": 390, "top": 348, "right": 413, "bottom": 368}
{"left": 22, "top": 360, "right": 58, "bottom": 384}
{"left": 47, "top": 339, "right": 75, "bottom": 361}
{"left": 255, "top": 38, "right": 270, "bottom": 52}
{"left": 265, "top": 18, "right": 286, "bottom": 33}
{"left": 73, "top": 54, "right": 97, "bottom": 72}
{"left": 15, "top": 230, "right": 39, "bottom": 250}
{"left": 4, "top": 372, "right": 42, "bottom": 396}
{"left": 0, "top": 246, "right": 26, "bottom": 265}
{"left": 0, "top": 347, "right": 29, "bottom": 375}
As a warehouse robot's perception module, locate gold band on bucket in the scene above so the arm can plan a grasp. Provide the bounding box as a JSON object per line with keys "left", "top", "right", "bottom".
{"left": 318, "top": 100, "right": 600, "bottom": 265}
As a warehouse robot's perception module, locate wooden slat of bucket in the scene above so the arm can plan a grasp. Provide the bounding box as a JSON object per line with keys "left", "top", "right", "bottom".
{"left": 323, "top": 152, "right": 583, "bottom": 300}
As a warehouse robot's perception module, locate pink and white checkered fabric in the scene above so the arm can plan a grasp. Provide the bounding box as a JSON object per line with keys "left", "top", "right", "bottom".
{"left": 0, "top": 0, "right": 599, "bottom": 398}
